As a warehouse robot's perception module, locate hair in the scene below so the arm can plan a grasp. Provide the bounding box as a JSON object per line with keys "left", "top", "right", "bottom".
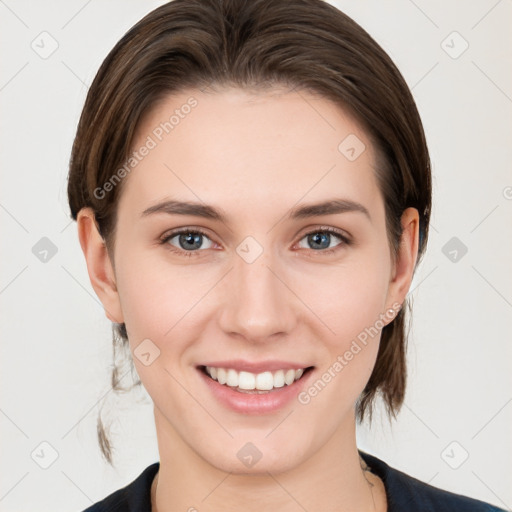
{"left": 67, "top": 0, "right": 431, "bottom": 466}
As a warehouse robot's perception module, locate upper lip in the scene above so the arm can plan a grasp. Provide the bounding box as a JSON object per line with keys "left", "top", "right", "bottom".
{"left": 199, "top": 360, "right": 314, "bottom": 373}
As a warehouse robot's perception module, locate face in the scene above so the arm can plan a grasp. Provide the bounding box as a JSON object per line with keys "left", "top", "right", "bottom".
{"left": 81, "top": 86, "right": 417, "bottom": 475}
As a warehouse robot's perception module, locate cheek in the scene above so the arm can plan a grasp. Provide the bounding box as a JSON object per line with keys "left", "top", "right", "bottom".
{"left": 296, "top": 283, "right": 385, "bottom": 422}
{"left": 292, "top": 252, "right": 390, "bottom": 403}
{"left": 115, "top": 249, "right": 205, "bottom": 340}
{"left": 295, "top": 255, "right": 390, "bottom": 347}
{"left": 114, "top": 256, "right": 205, "bottom": 411}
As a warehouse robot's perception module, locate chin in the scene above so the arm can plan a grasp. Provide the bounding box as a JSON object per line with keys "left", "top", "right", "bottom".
{"left": 194, "top": 431, "right": 312, "bottom": 476}
{"left": 209, "top": 447, "right": 305, "bottom": 476}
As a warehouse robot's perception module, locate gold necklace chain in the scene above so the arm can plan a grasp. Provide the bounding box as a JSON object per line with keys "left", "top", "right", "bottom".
{"left": 360, "top": 456, "right": 384, "bottom": 512}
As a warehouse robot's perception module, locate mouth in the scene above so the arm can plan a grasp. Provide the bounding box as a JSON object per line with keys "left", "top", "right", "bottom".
{"left": 198, "top": 365, "right": 315, "bottom": 394}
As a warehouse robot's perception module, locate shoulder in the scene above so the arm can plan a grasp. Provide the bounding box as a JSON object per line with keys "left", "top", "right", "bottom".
{"left": 359, "top": 450, "right": 506, "bottom": 512}
{"left": 80, "top": 462, "right": 159, "bottom": 512}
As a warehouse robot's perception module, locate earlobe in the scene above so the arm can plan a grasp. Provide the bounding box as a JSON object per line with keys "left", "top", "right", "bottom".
{"left": 76, "top": 207, "right": 124, "bottom": 323}
{"left": 387, "top": 207, "right": 420, "bottom": 308}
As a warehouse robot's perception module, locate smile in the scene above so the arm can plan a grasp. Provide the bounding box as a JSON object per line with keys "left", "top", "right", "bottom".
{"left": 202, "top": 366, "right": 312, "bottom": 393}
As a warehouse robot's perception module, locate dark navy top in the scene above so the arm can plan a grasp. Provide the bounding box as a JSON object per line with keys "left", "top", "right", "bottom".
{"left": 81, "top": 450, "right": 506, "bottom": 511}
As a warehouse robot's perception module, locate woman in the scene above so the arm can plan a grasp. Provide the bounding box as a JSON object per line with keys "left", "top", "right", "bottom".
{"left": 67, "top": 0, "right": 506, "bottom": 510}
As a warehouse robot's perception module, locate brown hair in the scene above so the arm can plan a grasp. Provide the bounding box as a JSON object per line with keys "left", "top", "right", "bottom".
{"left": 67, "top": 0, "right": 431, "bottom": 465}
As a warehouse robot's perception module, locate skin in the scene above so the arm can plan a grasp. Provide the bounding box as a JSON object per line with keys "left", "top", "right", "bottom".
{"left": 77, "top": 87, "right": 419, "bottom": 511}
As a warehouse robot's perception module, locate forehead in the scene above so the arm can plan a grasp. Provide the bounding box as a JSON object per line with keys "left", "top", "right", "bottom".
{"left": 118, "top": 87, "right": 382, "bottom": 224}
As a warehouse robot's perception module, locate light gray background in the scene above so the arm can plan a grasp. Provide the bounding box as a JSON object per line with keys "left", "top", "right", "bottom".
{"left": 1, "top": 1, "right": 511, "bottom": 511}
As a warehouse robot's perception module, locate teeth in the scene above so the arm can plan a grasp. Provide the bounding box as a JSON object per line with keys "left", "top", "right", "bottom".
{"left": 284, "top": 369, "right": 295, "bottom": 385}
{"left": 217, "top": 368, "right": 227, "bottom": 385}
{"left": 226, "top": 369, "right": 238, "bottom": 387}
{"left": 204, "top": 366, "right": 307, "bottom": 391}
{"left": 239, "top": 371, "right": 256, "bottom": 390}
{"left": 273, "top": 370, "right": 285, "bottom": 388}
{"left": 255, "top": 371, "right": 273, "bottom": 390}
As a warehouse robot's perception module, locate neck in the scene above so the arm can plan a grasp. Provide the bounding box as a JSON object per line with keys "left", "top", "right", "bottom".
{"left": 151, "top": 406, "right": 385, "bottom": 512}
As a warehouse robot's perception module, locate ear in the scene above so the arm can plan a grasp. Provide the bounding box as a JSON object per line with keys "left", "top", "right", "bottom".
{"left": 76, "top": 207, "right": 124, "bottom": 323}
{"left": 385, "top": 207, "right": 420, "bottom": 314}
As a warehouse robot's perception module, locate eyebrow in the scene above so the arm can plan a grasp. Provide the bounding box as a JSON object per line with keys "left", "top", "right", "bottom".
{"left": 141, "top": 198, "right": 371, "bottom": 223}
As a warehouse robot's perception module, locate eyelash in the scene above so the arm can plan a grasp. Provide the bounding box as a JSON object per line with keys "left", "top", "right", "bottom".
{"left": 159, "top": 226, "right": 351, "bottom": 258}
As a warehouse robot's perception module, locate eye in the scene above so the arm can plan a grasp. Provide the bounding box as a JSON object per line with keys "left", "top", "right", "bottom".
{"left": 160, "top": 228, "right": 214, "bottom": 257}
{"left": 296, "top": 227, "right": 351, "bottom": 255}
{"left": 159, "top": 226, "right": 351, "bottom": 258}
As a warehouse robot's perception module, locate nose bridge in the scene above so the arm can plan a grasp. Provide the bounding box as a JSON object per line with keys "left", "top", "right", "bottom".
{"left": 218, "top": 239, "right": 296, "bottom": 341}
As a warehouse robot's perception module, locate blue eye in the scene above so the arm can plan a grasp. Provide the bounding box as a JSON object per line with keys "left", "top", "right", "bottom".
{"left": 298, "top": 229, "right": 348, "bottom": 252}
{"left": 159, "top": 226, "right": 350, "bottom": 258}
{"left": 160, "top": 229, "right": 213, "bottom": 256}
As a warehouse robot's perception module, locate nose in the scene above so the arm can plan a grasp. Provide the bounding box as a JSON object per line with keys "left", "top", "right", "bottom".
{"left": 217, "top": 245, "right": 298, "bottom": 343}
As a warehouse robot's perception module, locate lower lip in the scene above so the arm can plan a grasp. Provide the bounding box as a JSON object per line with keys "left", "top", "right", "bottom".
{"left": 197, "top": 367, "right": 314, "bottom": 415}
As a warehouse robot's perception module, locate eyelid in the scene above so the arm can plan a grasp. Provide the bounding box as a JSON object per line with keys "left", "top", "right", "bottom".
{"left": 296, "top": 225, "right": 351, "bottom": 243}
